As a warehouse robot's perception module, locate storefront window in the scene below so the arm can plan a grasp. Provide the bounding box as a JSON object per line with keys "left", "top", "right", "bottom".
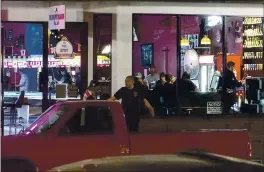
{"left": 178, "top": 15, "right": 224, "bottom": 116}
{"left": 2, "top": 22, "right": 44, "bottom": 134}
{"left": 47, "top": 28, "right": 81, "bottom": 102}
{"left": 132, "top": 14, "right": 177, "bottom": 115}
{"left": 93, "top": 14, "right": 112, "bottom": 98}
{"left": 225, "top": 16, "right": 264, "bottom": 115}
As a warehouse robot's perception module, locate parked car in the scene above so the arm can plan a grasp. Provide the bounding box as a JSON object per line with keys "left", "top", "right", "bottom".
{"left": 2, "top": 101, "right": 252, "bottom": 171}
{"left": 50, "top": 152, "right": 264, "bottom": 172}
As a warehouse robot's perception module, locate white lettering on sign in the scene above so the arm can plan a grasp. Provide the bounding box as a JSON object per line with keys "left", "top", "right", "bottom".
{"left": 207, "top": 101, "right": 222, "bottom": 114}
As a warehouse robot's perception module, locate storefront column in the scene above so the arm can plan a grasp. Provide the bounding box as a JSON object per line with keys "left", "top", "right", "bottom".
{"left": 111, "top": 12, "right": 133, "bottom": 94}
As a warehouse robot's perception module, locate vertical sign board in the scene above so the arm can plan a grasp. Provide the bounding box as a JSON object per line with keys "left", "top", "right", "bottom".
{"left": 207, "top": 102, "right": 222, "bottom": 114}
{"left": 48, "top": 5, "right": 65, "bottom": 30}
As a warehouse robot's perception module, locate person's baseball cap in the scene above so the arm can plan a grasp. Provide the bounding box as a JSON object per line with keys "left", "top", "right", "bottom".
{"left": 135, "top": 72, "right": 142, "bottom": 78}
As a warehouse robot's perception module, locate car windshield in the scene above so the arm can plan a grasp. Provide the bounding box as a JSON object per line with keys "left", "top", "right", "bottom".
{"left": 22, "top": 104, "right": 67, "bottom": 135}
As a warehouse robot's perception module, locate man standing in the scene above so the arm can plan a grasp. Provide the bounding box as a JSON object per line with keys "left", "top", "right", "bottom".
{"left": 222, "top": 61, "right": 244, "bottom": 114}
{"left": 17, "top": 71, "right": 29, "bottom": 92}
{"left": 108, "top": 76, "right": 155, "bottom": 132}
{"left": 144, "top": 66, "right": 160, "bottom": 90}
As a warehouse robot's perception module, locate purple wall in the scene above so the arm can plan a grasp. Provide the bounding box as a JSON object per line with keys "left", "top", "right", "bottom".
{"left": 133, "top": 15, "right": 177, "bottom": 76}
{"left": 3, "top": 23, "right": 26, "bottom": 55}
{"left": 132, "top": 15, "right": 243, "bottom": 76}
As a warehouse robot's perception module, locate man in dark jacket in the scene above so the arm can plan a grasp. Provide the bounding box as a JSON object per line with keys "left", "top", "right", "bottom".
{"left": 108, "top": 76, "right": 154, "bottom": 132}
{"left": 222, "top": 61, "right": 244, "bottom": 114}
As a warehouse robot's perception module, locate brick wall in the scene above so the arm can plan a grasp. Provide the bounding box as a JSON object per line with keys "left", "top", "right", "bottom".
{"left": 140, "top": 117, "right": 264, "bottom": 163}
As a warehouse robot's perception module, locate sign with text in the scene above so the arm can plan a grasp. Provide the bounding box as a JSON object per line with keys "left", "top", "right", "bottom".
{"left": 55, "top": 37, "right": 73, "bottom": 59}
{"left": 48, "top": 5, "right": 65, "bottom": 30}
{"left": 207, "top": 101, "right": 222, "bottom": 114}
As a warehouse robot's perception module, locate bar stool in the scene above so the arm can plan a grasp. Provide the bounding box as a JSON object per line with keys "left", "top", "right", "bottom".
{"left": 3, "top": 91, "right": 25, "bottom": 135}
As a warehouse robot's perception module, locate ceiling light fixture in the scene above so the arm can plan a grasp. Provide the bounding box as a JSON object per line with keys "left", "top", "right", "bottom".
{"left": 181, "top": 37, "right": 190, "bottom": 47}
{"left": 201, "top": 35, "right": 211, "bottom": 45}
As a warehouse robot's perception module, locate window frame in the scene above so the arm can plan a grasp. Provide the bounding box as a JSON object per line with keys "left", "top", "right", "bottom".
{"left": 58, "top": 105, "right": 114, "bottom": 136}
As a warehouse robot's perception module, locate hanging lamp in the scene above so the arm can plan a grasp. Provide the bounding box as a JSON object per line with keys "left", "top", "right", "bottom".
{"left": 201, "top": 35, "right": 211, "bottom": 45}
{"left": 181, "top": 37, "right": 190, "bottom": 47}
{"left": 102, "top": 44, "right": 111, "bottom": 54}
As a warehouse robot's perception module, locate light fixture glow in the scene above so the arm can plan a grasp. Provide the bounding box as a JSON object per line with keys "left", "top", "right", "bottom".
{"left": 102, "top": 44, "right": 111, "bottom": 54}
{"left": 201, "top": 35, "right": 211, "bottom": 45}
{"left": 181, "top": 37, "right": 190, "bottom": 47}
{"left": 208, "top": 16, "right": 222, "bottom": 27}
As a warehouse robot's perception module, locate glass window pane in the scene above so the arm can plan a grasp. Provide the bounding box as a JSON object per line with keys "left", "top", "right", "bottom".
{"left": 2, "top": 23, "right": 44, "bottom": 135}
{"left": 179, "top": 15, "right": 223, "bottom": 116}
{"left": 132, "top": 14, "right": 177, "bottom": 117}
{"left": 226, "top": 16, "right": 264, "bottom": 115}
{"left": 48, "top": 28, "right": 81, "bottom": 102}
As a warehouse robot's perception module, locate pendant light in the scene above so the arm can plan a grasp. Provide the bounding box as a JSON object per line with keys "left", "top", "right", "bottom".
{"left": 201, "top": 35, "right": 211, "bottom": 45}
{"left": 181, "top": 37, "right": 190, "bottom": 47}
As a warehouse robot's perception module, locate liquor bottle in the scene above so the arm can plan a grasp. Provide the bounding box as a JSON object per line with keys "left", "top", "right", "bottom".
{"left": 248, "top": 38, "right": 251, "bottom": 47}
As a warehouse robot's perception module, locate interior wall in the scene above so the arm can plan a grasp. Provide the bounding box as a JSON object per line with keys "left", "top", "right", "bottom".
{"left": 133, "top": 15, "right": 177, "bottom": 76}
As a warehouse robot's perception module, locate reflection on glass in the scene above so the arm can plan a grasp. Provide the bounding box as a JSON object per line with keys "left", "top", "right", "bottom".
{"left": 48, "top": 29, "right": 81, "bottom": 100}
{"left": 179, "top": 15, "right": 224, "bottom": 115}
{"left": 2, "top": 23, "right": 44, "bottom": 135}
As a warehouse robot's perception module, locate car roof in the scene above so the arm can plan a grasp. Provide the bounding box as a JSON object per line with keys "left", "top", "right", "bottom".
{"left": 50, "top": 152, "right": 264, "bottom": 172}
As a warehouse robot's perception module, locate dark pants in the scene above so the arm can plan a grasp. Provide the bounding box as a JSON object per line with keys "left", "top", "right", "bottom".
{"left": 125, "top": 114, "right": 140, "bottom": 132}
{"left": 222, "top": 92, "right": 237, "bottom": 114}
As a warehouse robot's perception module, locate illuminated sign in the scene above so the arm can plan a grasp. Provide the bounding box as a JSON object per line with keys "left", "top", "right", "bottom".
{"left": 55, "top": 37, "right": 73, "bottom": 59}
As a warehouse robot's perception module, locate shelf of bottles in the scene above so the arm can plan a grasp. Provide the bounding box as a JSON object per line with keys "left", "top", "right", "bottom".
{"left": 243, "top": 17, "right": 264, "bottom": 72}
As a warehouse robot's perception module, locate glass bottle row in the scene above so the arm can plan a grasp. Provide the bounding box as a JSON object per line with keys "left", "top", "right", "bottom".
{"left": 244, "top": 64, "right": 263, "bottom": 71}
{"left": 243, "top": 17, "right": 262, "bottom": 25}
{"left": 243, "top": 52, "right": 263, "bottom": 59}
